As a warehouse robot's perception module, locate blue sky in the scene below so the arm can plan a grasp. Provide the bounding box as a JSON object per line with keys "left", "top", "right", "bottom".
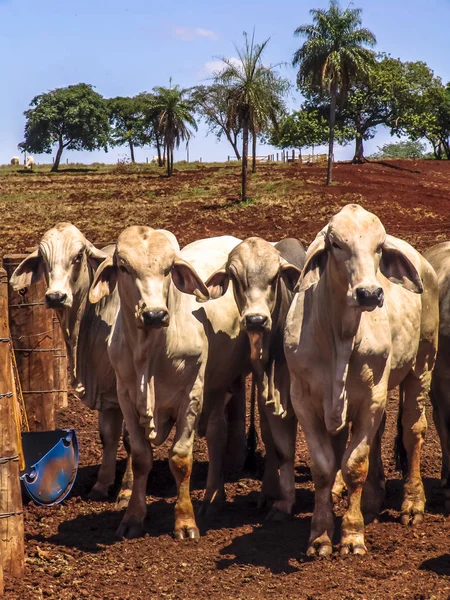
{"left": 2, "top": 0, "right": 450, "bottom": 165}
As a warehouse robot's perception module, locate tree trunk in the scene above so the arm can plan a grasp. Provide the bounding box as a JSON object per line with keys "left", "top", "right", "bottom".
{"left": 155, "top": 135, "right": 163, "bottom": 167}
{"left": 241, "top": 117, "right": 249, "bottom": 202}
{"left": 352, "top": 133, "right": 364, "bottom": 163}
{"left": 442, "top": 137, "right": 450, "bottom": 160}
{"left": 51, "top": 138, "right": 64, "bottom": 173}
{"left": 226, "top": 131, "right": 241, "bottom": 160}
{"left": 327, "top": 81, "right": 338, "bottom": 185}
{"left": 129, "top": 140, "right": 135, "bottom": 163}
{"left": 434, "top": 141, "right": 443, "bottom": 160}
{"left": 252, "top": 130, "right": 257, "bottom": 174}
{"left": 167, "top": 143, "right": 171, "bottom": 177}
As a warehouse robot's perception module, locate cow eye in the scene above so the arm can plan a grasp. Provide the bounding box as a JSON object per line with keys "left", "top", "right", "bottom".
{"left": 376, "top": 245, "right": 382, "bottom": 254}
{"left": 73, "top": 251, "right": 84, "bottom": 264}
{"left": 119, "top": 265, "right": 129, "bottom": 274}
{"left": 332, "top": 241, "right": 341, "bottom": 250}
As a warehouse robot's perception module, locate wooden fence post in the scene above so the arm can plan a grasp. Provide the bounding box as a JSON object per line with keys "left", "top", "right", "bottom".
{"left": 4, "top": 255, "right": 68, "bottom": 430}
{"left": 0, "top": 267, "right": 24, "bottom": 589}
{"left": 53, "top": 315, "right": 68, "bottom": 409}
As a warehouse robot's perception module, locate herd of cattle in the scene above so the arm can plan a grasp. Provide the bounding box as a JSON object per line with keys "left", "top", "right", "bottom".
{"left": 8, "top": 203, "right": 450, "bottom": 557}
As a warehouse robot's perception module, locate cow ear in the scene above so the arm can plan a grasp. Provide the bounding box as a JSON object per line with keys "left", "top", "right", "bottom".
{"left": 380, "top": 236, "right": 423, "bottom": 294}
{"left": 172, "top": 257, "right": 210, "bottom": 302}
{"left": 89, "top": 255, "right": 117, "bottom": 303}
{"left": 86, "top": 241, "right": 109, "bottom": 271}
{"left": 9, "top": 248, "right": 44, "bottom": 290}
{"left": 298, "top": 232, "right": 328, "bottom": 292}
{"left": 205, "top": 266, "right": 229, "bottom": 300}
{"left": 280, "top": 258, "right": 303, "bottom": 292}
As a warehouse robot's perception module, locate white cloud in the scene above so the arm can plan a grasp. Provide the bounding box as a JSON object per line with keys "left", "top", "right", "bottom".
{"left": 203, "top": 57, "right": 241, "bottom": 76}
{"left": 174, "top": 26, "right": 219, "bottom": 41}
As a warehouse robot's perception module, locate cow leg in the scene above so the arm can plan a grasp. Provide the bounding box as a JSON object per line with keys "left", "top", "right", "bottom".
{"left": 258, "top": 393, "right": 281, "bottom": 509}
{"left": 116, "top": 384, "right": 152, "bottom": 540}
{"left": 340, "top": 407, "right": 384, "bottom": 556}
{"left": 116, "top": 424, "right": 133, "bottom": 509}
{"left": 89, "top": 406, "right": 123, "bottom": 500}
{"left": 224, "top": 379, "right": 246, "bottom": 472}
{"left": 170, "top": 439, "right": 199, "bottom": 541}
{"left": 169, "top": 389, "right": 202, "bottom": 540}
{"left": 331, "top": 427, "right": 349, "bottom": 504}
{"left": 202, "top": 391, "right": 229, "bottom": 515}
{"left": 263, "top": 406, "right": 297, "bottom": 520}
{"left": 362, "top": 413, "right": 386, "bottom": 523}
{"left": 292, "top": 393, "right": 336, "bottom": 558}
{"left": 430, "top": 377, "right": 450, "bottom": 511}
{"left": 400, "top": 373, "right": 428, "bottom": 526}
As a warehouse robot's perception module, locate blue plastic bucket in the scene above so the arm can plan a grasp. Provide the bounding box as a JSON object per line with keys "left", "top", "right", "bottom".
{"left": 20, "top": 429, "right": 79, "bottom": 506}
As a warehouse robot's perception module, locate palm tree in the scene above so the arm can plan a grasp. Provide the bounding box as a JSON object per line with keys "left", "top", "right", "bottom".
{"left": 293, "top": 0, "right": 376, "bottom": 184}
{"left": 151, "top": 86, "right": 197, "bottom": 177}
{"left": 216, "top": 32, "right": 289, "bottom": 201}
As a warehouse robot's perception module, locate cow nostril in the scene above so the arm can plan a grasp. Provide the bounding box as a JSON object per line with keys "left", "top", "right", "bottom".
{"left": 356, "top": 287, "right": 384, "bottom": 307}
{"left": 45, "top": 292, "right": 67, "bottom": 307}
{"left": 142, "top": 309, "right": 169, "bottom": 327}
{"left": 245, "top": 315, "right": 268, "bottom": 330}
{"left": 356, "top": 288, "right": 369, "bottom": 301}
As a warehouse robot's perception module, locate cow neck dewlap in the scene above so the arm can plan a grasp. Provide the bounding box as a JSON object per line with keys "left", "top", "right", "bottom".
{"left": 323, "top": 272, "right": 361, "bottom": 435}
{"left": 133, "top": 332, "right": 159, "bottom": 441}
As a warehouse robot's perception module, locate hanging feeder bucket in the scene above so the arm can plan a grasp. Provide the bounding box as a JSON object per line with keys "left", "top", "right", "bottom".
{"left": 20, "top": 428, "right": 79, "bottom": 506}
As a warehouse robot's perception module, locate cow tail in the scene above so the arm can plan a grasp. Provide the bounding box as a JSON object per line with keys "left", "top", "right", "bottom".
{"left": 394, "top": 383, "right": 408, "bottom": 477}
{"left": 245, "top": 374, "right": 257, "bottom": 472}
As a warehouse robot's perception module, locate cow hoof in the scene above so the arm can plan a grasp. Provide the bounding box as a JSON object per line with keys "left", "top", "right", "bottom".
{"left": 306, "top": 541, "right": 332, "bottom": 558}
{"left": 257, "top": 494, "right": 273, "bottom": 510}
{"left": 400, "top": 511, "right": 423, "bottom": 527}
{"left": 116, "top": 517, "right": 144, "bottom": 540}
{"left": 364, "top": 512, "right": 379, "bottom": 525}
{"left": 115, "top": 492, "right": 131, "bottom": 510}
{"left": 174, "top": 525, "right": 200, "bottom": 541}
{"left": 115, "top": 494, "right": 131, "bottom": 511}
{"left": 88, "top": 487, "right": 110, "bottom": 502}
{"left": 265, "top": 507, "right": 291, "bottom": 522}
{"left": 340, "top": 543, "right": 367, "bottom": 557}
{"left": 444, "top": 498, "right": 450, "bottom": 516}
{"left": 199, "top": 498, "right": 223, "bottom": 519}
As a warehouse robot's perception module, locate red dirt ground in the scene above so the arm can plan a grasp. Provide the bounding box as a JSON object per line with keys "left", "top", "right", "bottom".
{"left": 3, "top": 159, "right": 450, "bottom": 600}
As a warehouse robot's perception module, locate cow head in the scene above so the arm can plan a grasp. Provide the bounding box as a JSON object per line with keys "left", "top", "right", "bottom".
{"left": 9, "top": 223, "right": 107, "bottom": 310}
{"left": 300, "top": 204, "right": 423, "bottom": 311}
{"left": 205, "top": 237, "right": 302, "bottom": 358}
{"left": 89, "top": 226, "right": 209, "bottom": 330}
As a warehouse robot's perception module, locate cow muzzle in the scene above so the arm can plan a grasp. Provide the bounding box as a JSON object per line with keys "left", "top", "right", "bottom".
{"left": 141, "top": 309, "right": 170, "bottom": 329}
{"left": 45, "top": 291, "right": 68, "bottom": 308}
{"left": 355, "top": 286, "right": 384, "bottom": 308}
{"left": 245, "top": 314, "right": 268, "bottom": 331}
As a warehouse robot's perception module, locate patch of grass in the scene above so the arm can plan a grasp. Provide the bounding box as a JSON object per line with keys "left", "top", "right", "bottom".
{"left": 234, "top": 197, "right": 259, "bottom": 208}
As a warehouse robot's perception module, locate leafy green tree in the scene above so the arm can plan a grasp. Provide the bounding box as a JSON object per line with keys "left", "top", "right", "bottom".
{"left": 269, "top": 109, "right": 329, "bottom": 155}
{"left": 136, "top": 92, "right": 166, "bottom": 166}
{"left": 108, "top": 95, "right": 151, "bottom": 163}
{"left": 215, "top": 31, "right": 289, "bottom": 201}
{"left": 370, "top": 140, "right": 427, "bottom": 159}
{"left": 21, "top": 83, "right": 109, "bottom": 172}
{"left": 304, "top": 56, "right": 431, "bottom": 163}
{"left": 293, "top": 0, "right": 376, "bottom": 184}
{"left": 151, "top": 86, "right": 197, "bottom": 176}
{"left": 397, "top": 77, "right": 450, "bottom": 159}
{"left": 193, "top": 84, "right": 242, "bottom": 160}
